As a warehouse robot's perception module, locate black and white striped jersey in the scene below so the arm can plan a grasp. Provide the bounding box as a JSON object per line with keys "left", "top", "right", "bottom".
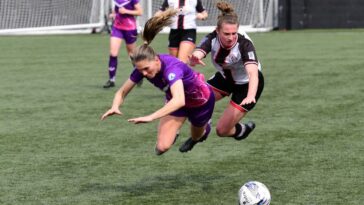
{"left": 196, "top": 31, "right": 262, "bottom": 85}
{"left": 159, "top": 0, "right": 205, "bottom": 29}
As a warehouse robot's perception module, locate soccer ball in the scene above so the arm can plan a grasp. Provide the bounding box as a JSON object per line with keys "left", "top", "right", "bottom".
{"left": 238, "top": 181, "right": 271, "bottom": 205}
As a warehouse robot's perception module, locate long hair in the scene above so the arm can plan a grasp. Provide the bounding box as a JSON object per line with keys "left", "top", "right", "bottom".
{"left": 216, "top": 1, "right": 239, "bottom": 30}
{"left": 132, "top": 8, "right": 178, "bottom": 63}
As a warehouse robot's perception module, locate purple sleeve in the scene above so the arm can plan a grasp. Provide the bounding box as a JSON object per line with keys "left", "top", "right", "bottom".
{"left": 129, "top": 69, "right": 143, "bottom": 83}
{"left": 164, "top": 66, "right": 184, "bottom": 87}
{"left": 132, "top": 0, "right": 140, "bottom": 5}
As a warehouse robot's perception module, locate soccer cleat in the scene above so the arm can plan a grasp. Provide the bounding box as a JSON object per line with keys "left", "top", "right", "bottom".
{"left": 179, "top": 122, "right": 211, "bottom": 153}
{"left": 103, "top": 80, "right": 115, "bottom": 88}
{"left": 234, "top": 121, "right": 256, "bottom": 141}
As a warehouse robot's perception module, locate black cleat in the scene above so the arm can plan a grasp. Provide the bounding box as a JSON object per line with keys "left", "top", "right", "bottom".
{"left": 234, "top": 121, "right": 256, "bottom": 141}
{"left": 103, "top": 80, "right": 115, "bottom": 88}
{"left": 179, "top": 122, "right": 211, "bottom": 153}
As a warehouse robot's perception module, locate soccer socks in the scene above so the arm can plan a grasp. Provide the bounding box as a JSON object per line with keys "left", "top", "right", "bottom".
{"left": 233, "top": 121, "right": 256, "bottom": 141}
{"left": 108, "top": 56, "right": 118, "bottom": 82}
{"left": 179, "top": 122, "right": 211, "bottom": 153}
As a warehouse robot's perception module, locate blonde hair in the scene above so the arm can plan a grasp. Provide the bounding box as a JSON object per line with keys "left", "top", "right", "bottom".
{"left": 132, "top": 8, "right": 178, "bottom": 63}
{"left": 216, "top": 1, "right": 239, "bottom": 30}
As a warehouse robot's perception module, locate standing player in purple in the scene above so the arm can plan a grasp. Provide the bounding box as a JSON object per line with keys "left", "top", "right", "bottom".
{"left": 103, "top": 0, "right": 143, "bottom": 88}
{"left": 189, "top": 2, "right": 264, "bottom": 141}
{"left": 101, "top": 9, "right": 215, "bottom": 155}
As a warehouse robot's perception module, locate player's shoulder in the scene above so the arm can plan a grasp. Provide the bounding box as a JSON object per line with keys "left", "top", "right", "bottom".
{"left": 237, "top": 32, "right": 256, "bottom": 50}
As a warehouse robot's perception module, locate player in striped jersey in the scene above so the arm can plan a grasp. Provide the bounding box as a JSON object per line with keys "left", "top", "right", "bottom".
{"left": 155, "top": 0, "right": 208, "bottom": 63}
{"left": 189, "top": 1, "right": 265, "bottom": 141}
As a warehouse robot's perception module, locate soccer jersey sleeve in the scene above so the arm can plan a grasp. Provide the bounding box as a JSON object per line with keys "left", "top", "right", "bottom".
{"left": 164, "top": 65, "right": 184, "bottom": 87}
{"left": 196, "top": 0, "right": 205, "bottom": 12}
{"left": 196, "top": 31, "right": 215, "bottom": 57}
{"left": 129, "top": 69, "right": 143, "bottom": 84}
{"left": 240, "top": 39, "right": 259, "bottom": 65}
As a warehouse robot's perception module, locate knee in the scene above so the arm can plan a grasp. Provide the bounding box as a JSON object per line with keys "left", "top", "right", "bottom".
{"left": 215, "top": 125, "right": 230, "bottom": 137}
{"left": 110, "top": 48, "right": 119, "bottom": 57}
{"left": 155, "top": 142, "right": 171, "bottom": 155}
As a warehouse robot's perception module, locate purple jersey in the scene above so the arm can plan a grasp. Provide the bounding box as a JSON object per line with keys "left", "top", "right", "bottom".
{"left": 130, "top": 54, "right": 211, "bottom": 108}
{"left": 113, "top": 0, "right": 139, "bottom": 30}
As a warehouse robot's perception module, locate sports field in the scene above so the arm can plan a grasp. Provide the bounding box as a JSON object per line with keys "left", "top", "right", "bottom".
{"left": 0, "top": 29, "right": 363, "bottom": 204}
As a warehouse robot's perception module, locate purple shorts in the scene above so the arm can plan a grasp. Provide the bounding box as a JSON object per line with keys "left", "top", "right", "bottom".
{"left": 111, "top": 27, "right": 138, "bottom": 44}
{"left": 170, "top": 87, "right": 215, "bottom": 127}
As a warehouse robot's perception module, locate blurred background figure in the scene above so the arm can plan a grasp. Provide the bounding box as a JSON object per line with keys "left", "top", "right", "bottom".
{"left": 103, "top": 0, "right": 143, "bottom": 89}
{"left": 154, "top": 0, "right": 208, "bottom": 63}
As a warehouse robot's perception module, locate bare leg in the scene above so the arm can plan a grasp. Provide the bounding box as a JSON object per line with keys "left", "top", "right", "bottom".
{"left": 177, "top": 41, "right": 195, "bottom": 63}
{"left": 155, "top": 115, "right": 186, "bottom": 155}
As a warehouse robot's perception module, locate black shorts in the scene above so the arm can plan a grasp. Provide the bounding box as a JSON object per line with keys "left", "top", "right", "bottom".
{"left": 207, "top": 71, "right": 264, "bottom": 112}
{"left": 168, "top": 29, "right": 197, "bottom": 48}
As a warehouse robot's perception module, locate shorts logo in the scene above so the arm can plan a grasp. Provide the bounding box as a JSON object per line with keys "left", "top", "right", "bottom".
{"left": 168, "top": 73, "right": 176, "bottom": 81}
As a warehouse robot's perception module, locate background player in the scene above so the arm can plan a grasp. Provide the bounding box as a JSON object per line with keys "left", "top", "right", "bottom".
{"left": 103, "top": 0, "right": 143, "bottom": 88}
{"left": 155, "top": 0, "right": 208, "bottom": 63}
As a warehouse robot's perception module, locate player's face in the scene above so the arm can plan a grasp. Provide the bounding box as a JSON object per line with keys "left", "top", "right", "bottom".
{"left": 135, "top": 57, "right": 161, "bottom": 79}
{"left": 216, "top": 23, "right": 238, "bottom": 49}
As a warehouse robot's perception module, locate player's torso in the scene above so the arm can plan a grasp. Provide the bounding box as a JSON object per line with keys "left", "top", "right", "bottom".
{"left": 166, "top": 0, "right": 199, "bottom": 29}
{"left": 113, "top": 0, "right": 138, "bottom": 30}
{"left": 210, "top": 34, "right": 261, "bottom": 84}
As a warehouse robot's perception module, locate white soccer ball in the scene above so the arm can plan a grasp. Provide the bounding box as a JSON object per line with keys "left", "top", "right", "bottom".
{"left": 238, "top": 181, "right": 271, "bottom": 205}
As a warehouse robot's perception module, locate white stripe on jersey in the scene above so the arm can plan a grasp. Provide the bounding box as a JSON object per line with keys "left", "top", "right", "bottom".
{"left": 164, "top": 0, "right": 203, "bottom": 29}
{"left": 114, "top": 0, "right": 131, "bottom": 7}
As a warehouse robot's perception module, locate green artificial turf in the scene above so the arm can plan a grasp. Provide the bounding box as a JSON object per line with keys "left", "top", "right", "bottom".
{"left": 0, "top": 29, "right": 363, "bottom": 204}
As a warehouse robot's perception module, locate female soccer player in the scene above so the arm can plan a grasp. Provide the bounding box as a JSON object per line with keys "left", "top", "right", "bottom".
{"left": 101, "top": 9, "right": 215, "bottom": 155}
{"left": 155, "top": 0, "right": 208, "bottom": 63}
{"left": 103, "top": 0, "right": 143, "bottom": 88}
{"left": 189, "top": 2, "right": 264, "bottom": 141}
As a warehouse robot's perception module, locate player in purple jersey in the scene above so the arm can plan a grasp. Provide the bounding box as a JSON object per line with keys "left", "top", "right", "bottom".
{"left": 189, "top": 2, "right": 264, "bottom": 141}
{"left": 101, "top": 9, "right": 215, "bottom": 155}
{"left": 103, "top": 0, "right": 143, "bottom": 88}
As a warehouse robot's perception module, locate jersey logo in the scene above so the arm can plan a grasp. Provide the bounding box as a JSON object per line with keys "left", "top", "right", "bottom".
{"left": 114, "top": 0, "right": 131, "bottom": 7}
{"left": 168, "top": 73, "right": 176, "bottom": 81}
{"left": 248, "top": 51, "right": 255, "bottom": 60}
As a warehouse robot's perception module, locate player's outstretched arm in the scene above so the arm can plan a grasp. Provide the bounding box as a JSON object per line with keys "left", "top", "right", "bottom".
{"left": 240, "top": 63, "right": 259, "bottom": 105}
{"left": 101, "top": 79, "right": 136, "bottom": 120}
{"left": 189, "top": 50, "right": 206, "bottom": 67}
{"left": 128, "top": 80, "right": 185, "bottom": 124}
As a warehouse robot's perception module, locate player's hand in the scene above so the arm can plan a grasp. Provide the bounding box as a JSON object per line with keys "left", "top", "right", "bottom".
{"left": 128, "top": 115, "right": 154, "bottom": 124}
{"left": 119, "top": 7, "right": 127, "bottom": 14}
{"left": 188, "top": 54, "right": 206, "bottom": 67}
{"left": 196, "top": 13, "right": 206, "bottom": 20}
{"left": 101, "top": 108, "right": 122, "bottom": 120}
{"left": 240, "top": 96, "right": 256, "bottom": 106}
{"left": 109, "top": 13, "right": 116, "bottom": 20}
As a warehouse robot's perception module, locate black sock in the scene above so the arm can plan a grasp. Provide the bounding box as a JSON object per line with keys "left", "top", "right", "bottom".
{"left": 232, "top": 123, "right": 246, "bottom": 139}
